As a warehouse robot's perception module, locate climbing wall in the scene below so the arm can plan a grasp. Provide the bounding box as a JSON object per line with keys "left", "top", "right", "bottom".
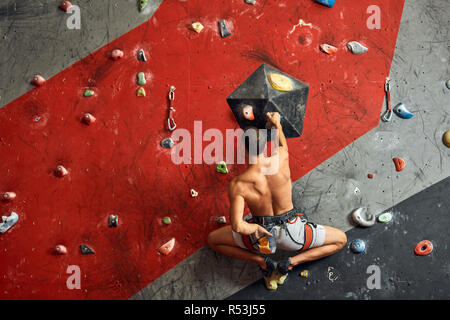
{"left": 1, "top": 0, "right": 405, "bottom": 299}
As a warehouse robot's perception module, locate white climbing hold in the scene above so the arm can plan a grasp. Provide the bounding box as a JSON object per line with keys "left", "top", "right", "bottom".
{"left": 190, "top": 189, "right": 198, "bottom": 197}
{"left": 55, "top": 165, "right": 69, "bottom": 177}
{"left": 2, "top": 192, "right": 16, "bottom": 201}
{"left": 351, "top": 207, "right": 375, "bottom": 227}
{"left": 0, "top": 212, "right": 19, "bottom": 234}
{"left": 217, "top": 216, "right": 227, "bottom": 224}
{"left": 31, "top": 75, "right": 46, "bottom": 87}
{"left": 346, "top": 41, "right": 368, "bottom": 54}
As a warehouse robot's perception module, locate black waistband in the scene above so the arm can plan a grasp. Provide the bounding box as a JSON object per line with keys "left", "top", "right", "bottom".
{"left": 252, "top": 208, "right": 304, "bottom": 227}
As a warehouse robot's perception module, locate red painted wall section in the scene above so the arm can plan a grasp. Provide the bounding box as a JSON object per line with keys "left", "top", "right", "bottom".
{"left": 0, "top": 0, "right": 404, "bottom": 299}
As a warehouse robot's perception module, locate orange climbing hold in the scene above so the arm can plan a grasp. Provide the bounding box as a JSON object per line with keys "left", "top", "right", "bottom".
{"left": 319, "top": 44, "right": 338, "bottom": 55}
{"left": 414, "top": 240, "right": 433, "bottom": 256}
{"left": 158, "top": 238, "right": 175, "bottom": 256}
{"left": 393, "top": 157, "right": 405, "bottom": 172}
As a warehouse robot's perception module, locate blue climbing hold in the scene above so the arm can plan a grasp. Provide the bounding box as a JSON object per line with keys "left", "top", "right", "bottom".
{"left": 393, "top": 103, "right": 414, "bottom": 119}
{"left": 314, "top": 0, "right": 335, "bottom": 8}
{"left": 350, "top": 239, "right": 366, "bottom": 254}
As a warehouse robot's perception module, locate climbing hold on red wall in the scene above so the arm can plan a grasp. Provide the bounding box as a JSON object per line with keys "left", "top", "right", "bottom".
{"left": 137, "top": 72, "right": 146, "bottom": 85}
{"left": 108, "top": 215, "right": 118, "bottom": 227}
{"left": 137, "top": 87, "right": 146, "bottom": 97}
{"left": 158, "top": 238, "right": 175, "bottom": 256}
{"left": 54, "top": 165, "right": 69, "bottom": 177}
{"left": 442, "top": 130, "right": 450, "bottom": 148}
{"left": 82, "top": 113, "right": 96, "bottom": 125}
{"left": 111, "top": 49, "right": 124, "bottom": 61}
{"left": 319, "top": 44, "right": 338, "bottom": 55}
{"left": 414, "top": 240, "right": 433, "bottom": 256}
{"left": 84, "top": 90, "right": 94, "bottom": 97}
{"left": 162, "top": 217, "right": 171, "bottom": 225}
{"left": 2, "top": 192, "right": 16, "bottom": 201}
{"left": 31, "top": 75, "right": 46, "bottom": 87}
{"left": 55, "top": 245, "right": 67, "bottom": 255}
{"left": 190, "top": 22, "right": 204, "bottom": 34}
{"left": 218, "top": 20, "right": 231, "bottom": 38}
{"left": 161, "top": 138, "right": 174, "bottom": 149}
{"left": 314, "top": 0, "right": 335, "bottom": 8}
{"left": 245, "top": 0, "right": 256, "bottom": 4}
{"left": 138, "top": 49, "right": 147, "bottom": 62}
{"left": 190, "top": 189, "right": 198, "bottom": 197}
{"left": 80, "top": 244, "right": 95, "bottom": 255}
{"left": 0, "top": 212, "right": 19, "bottom": 234}
{"left": 59, "top": 1, "right": 72, "bottom": 12}
{"left": 216, "top": 161, "right": 228, "bottom": 174}
{"left": 393, "top": 157, "right": 405, "bottom": 172}
{"left": 242, "top": 105, "right": 255, "bottom": 121}
{"left": 347, "top": 41, "right": 368, "bottom": 54}
{"left": 351, "top": 207, "right": 375, "bottom": 227}
{"left": 217, "top": 216, "right": 227, "bottom": 224}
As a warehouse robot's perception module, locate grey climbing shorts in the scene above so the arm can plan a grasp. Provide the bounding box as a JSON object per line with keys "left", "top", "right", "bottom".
{"left": 232, "top": 211, "right": 326, "bottom": 253}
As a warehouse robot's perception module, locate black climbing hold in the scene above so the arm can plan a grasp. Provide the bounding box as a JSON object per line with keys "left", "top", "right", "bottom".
{"left": 138, "top": 49, "right": 147, "bottom": 62}
{"left": 218, "top": 20, "right": 231, "bottom": 38}
{"left": 108, "top": 215, "right": 118, "bottom": 227}
{"left": 226, "top": 64, "right": 309, "bottom": 139}
{"left": 80, "top": 244, "right": 95, "bottom": 255}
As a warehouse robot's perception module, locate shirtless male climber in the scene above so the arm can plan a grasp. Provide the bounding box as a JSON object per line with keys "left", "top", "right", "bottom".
{"left": 207, "top": 112, "right": 347, "bottom": 290}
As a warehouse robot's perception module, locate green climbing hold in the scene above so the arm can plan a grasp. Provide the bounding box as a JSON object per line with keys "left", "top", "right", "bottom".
{"left": 138, "top": 0, "right": 148, "bottom": 11}
{"left": 84, "top": 90, "right": 94, "bottom": 97}
{"left": 137, "top": 72, "right": 146, "bottom": 85}
{"left": 216, "top": 161, "right": 228, "bottom": 174}
{"left": 163, "top": 217, "right": 171, "bottom": 225}
{"left": 378, "top": 212, "right": 393, "bottom": 223}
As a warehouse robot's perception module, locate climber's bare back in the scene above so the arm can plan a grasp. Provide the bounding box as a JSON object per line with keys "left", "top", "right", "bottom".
{"left": 229, "top": 146, "right": 293, "bottom": 217}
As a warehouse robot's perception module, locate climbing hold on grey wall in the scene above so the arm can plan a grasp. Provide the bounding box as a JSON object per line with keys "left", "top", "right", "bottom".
{"left": 109, "top": 215, "right": 118, "bottom": 227}
{"left": 59, "top": 1, "right": 72, "bottom": 12}
{"left": 84, "top": 90, "right": 94, "bottom": 97}
{"left": 315, "top": 0, "right": 335, "bottom": 8}
{"left": 2, "top": 192, "right": 16, "bottom": 201}
{"left": 350, "top": 239, "right": 366, "bottom": 253}
{"left": 80, "top": 244, "right": 95, "bottom": 255}
{"left": 0, "top": 212, "right": 19, "bottom": 234}
{"left": 378, "top": 212, "right": 393, "bottom": 223}
{"left": 217, "top": 216, "right": 227, "bottom": 224}
{"left": 111, "top": 49, "right": 124, "bottom": 61}
{"left": 414, "top": 240, "right": 433, "bottom": 256}
{"left": 138, "top": 0, "right": 148, "bottom": 12}
{"left": 346, "top": 41, "right": 368, "bottom": 54}
{"left": 351, "top": 207, "right": 375, "bottom": 227}
{"left": 216, "top": 161, "right": 228, "bottom": 174}
{"left": 138, "top": 49, "right": 147, "bottom": 62}
{"left": 442, "top": 130, "right": 450, "bottom": 148}
{"left": 55, "top": 165, "right": 69, "bottom": 177}
{"left": 137, "top": 72, "right": 146, "bottom": 85}
{"left": 319, "top": 44, "right": 338, "bottom": 55}
{"left": 445, "top": 79, "right": 450, "bottom": 90}
{"left": 218, "top": 20, "right": 231, "bottom": 38}
{"left": 82, "top": 113, "right": 96, "bottom": 125}
{"left": 161, "top": 138, "right": 174, "bottom": 149}
{"left": 393, "top": 102, "right": 413, "bottom": 119}
{"left": 55, "top": 245, "right": 67, "bottom": 255}
{"left": 393, "top": 157, "right": 405, "bottom": 172}
{"left": 31, "top": 75, "right": 46, "bottom": 87}
{"left": 367, "top": 173, "right": 374, "bottom": 179}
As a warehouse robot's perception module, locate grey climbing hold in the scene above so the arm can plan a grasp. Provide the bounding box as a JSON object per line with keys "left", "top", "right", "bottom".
{"left": 217, "top": 216, "right": 227, "bottom": 224}
{"left": 109, "top": 215, "right": 118, "bottom": 227}
{"left": 161, "top": 138, "right": 174, "bottom": 149}
{"left": 346, "top": 41, "right": 368, "bottom": 54}
{"left": 378, "top": 212, "right": 393, "bottom": 223}
{"left": 445, "top": 79, "right": 450, "bottom": 90}
{"left": 0, "top": 212, "right": 19, "bottom": 234}
{"left": 138, "top": 49, "right": 147, "bottom": 62}
{"left": 350, "top": 239, "right": 366, "bottom": 253}
{"left": 393, "top": 102, "right": 414, "bottom": 119}
{"left": 80, "top": 244, "right": 95, "bottom": 255}
{"left": 137, "top": 72, "right": 146, "bottom": 85}
{"left": 218, "top": 20, "right": 231, "bottom": 38}
{"left": 351, "top": 207, "right": 375, "bottom": 227}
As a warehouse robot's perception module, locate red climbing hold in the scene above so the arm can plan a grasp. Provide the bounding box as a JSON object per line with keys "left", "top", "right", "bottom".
{"left": 54, "top": 165, "right": 68, "bottom": 177}
{"left": 31, "top": 75, "right": 46, "bottom": 87}
{"left": 111, "top": 49, "right": 124, "bottom": 61}
{"left": 2, "top": 192, "right": 16, "bottom": 201}
{"left": 59, "top": 1, "right": 72, "bottom": 12}
{"left": 158, "top": 238, "right": 175, "bottom": 256}
{"left": 414, "top": 240, "right": 433, "bottom": 256}
{"left": 82, "top": 113, "right": 96, "bottom": 125}
{"left": 55, "top": 245, "right": 67, "bottom": 255}
{"left": 367, "top": 174, "right": 374, "bottom": 179}
{"left": 242, "top": 105, "right": 255, "bottom": 121}
{"left": 393, "top": 157, "right": 405, "bottom": 172}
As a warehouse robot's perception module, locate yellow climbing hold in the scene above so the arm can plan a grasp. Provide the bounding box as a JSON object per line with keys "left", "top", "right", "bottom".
{"left": 137, "top": 87, "right": 146, "bottom": 97}
{"left": 267, "top": 73, "right": 292, "bottom": 91}
{"left": 443, "top": 130, "right": 450, "bottom": 148}
{"left": 190, "top": 22, "right": 204, "bottom": 33}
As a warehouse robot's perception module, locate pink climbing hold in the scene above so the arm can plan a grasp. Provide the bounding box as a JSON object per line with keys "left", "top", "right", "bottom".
{"left": 111, "top": 49, "right": 124, "bottom": 61}
{"left": 59, "top": 1, "right": 72, "bottom": 12}
{"left": 55, "top": 165, "right": 69, "bottom": 178}
{"left": 55, "top": 245, "right": 67, "bottom": 255}
{"left": 242, "top": 105, "right": 255, "bottom": 121}
{"left": 158, "top": 238, "right": 175, "bottom": 256}
{"left": 319, "top": 44, "right": 338, "bottom": 55}
{"left": 82, "top": 113, "right": 96, "bottom": 125}
{"left": 31, "top": 75, "right": 46, "bottom": 87}
{"left": 2, "top": 192, "right": 16, "bottom": 201}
